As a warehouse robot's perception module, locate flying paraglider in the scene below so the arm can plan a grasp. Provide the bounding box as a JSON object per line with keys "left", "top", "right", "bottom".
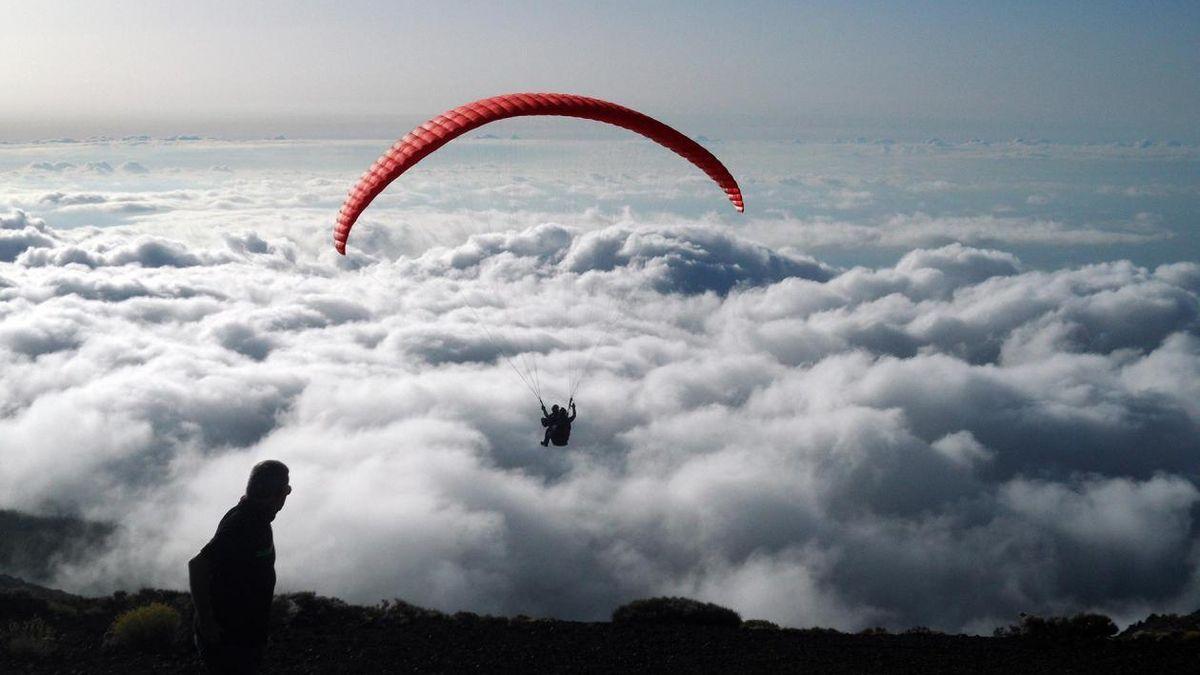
{"left": 540, "top": 400, "right": 577, "bottom": 447}
{"left": 334, "top": 93, "right": 744, "bottom": 446}
{"left": 333, "top": 92, "right": 744, "bottom": 255}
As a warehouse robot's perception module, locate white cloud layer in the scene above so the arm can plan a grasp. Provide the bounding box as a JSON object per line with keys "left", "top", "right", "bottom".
{"left": 2, "top": 136, "right": 1193, "bottom": 266}
{"left": 2, "top": 205, "right": 1198, "bottom": 634}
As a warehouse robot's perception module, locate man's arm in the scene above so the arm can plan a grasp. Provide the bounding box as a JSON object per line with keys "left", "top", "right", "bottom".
{"left": 189, "top": 549, "right": 222, "bottom": 644}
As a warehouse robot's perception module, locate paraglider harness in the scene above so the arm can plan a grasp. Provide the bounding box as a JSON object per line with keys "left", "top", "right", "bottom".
{"left": 540, "top": 399, "right": 575, "bottom": 447}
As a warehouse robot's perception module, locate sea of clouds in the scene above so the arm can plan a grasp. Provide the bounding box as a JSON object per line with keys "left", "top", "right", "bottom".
{"left": 1, "top": 136, "right": 1198, "bottom": 633}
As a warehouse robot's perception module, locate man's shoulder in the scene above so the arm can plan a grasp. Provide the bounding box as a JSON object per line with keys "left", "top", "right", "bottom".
{"left": 214, "top": 501, "right": 269, "bottom": 538}
{"left": 206, "top": 501, "right": 271, "bottom": 560}
{"left": 216, "top": 503, "right": 248, "bottom": 529}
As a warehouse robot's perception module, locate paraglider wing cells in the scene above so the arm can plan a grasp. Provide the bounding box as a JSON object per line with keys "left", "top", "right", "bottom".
{"left": 334, "top": 93, "right": 744, "bottom": 254}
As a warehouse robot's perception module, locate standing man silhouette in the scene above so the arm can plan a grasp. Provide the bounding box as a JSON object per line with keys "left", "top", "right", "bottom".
{"left": 190, "top": 460, "right": 291, "bottom": 674}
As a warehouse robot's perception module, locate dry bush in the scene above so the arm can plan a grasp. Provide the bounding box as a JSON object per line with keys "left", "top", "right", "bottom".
{"left": 107, "top": 602, "right": 180, "bottom": 652}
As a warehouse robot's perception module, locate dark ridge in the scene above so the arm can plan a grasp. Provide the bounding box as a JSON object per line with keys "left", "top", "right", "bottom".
{"left": 0, "top": 574, "right": 82, "bottom": 603}
{"left": 1, "top": 580, "right": 1198, "bottom": 673}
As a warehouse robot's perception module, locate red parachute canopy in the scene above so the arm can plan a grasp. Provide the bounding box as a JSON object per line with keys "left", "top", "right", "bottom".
{"left": 334, "top": 93, "right": 744, "bottom": 254}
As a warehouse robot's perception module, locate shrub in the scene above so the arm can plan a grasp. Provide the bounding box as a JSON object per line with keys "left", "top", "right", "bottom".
{"left": 46, "top": 600, "right": 80, "bottom": 617}
{"left": 858, "top": 626, "right": 889, "bottom": 636}
{"left": 1119, "top": 612, "right": 1200, "bottom": 641}
{"left": 107, "top": 602, "right": 180, "bottom": 652}
{"left": 272, "top": 595, "right": 302, "bottom": 628}
{"left": 994, "top": 612, "right": 1117, "bottom": 641}
{"left": 380, "top": 598, "right": 445, "bottom": 624}
{"left": 743, "top": 619, "right": 780, "bottom": 630}
{"left": 278, "top": 592, "right": 372, "bottom": 630}
{"left": 453, "top": 611, "right": 481, "bottom": 624}
{"left": 612, "top": 597, "right": 741, "bottom": 628}
{"left": 795, "top": 626, "right": 842, "bottom": 636}
{"left": 4, "top": 617, "right": 57, "bottom": 657}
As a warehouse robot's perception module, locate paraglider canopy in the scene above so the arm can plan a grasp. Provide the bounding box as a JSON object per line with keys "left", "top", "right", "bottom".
{"left": 334, "top": 92, "right": 744, "bottom": 254}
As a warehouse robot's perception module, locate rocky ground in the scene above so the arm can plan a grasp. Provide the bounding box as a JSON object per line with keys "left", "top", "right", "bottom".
{"left": 2, "top": 576, "right": 1197, "bottom": 673}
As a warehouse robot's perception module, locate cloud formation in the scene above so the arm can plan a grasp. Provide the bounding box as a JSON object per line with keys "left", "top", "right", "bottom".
{"left": 3, "top": 135, "right": 1190, "bottom": 264}
{"left": 1, "top": 206, "right": 1197, "bottom": 634}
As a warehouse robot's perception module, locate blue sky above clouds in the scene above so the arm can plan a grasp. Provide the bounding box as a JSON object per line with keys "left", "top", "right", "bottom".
{"left": 1, "top": 0, "right": 1199, "bottom": 634}
{"left": 2, "top": 1, "right": 1198, "bottom": 141}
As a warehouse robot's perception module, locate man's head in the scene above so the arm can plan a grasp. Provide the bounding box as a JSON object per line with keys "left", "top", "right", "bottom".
{"left": 551, "top": 404, "right": 560, "bottom": 413}
{"left": 246, "top": 459, "right": 291, "bottom": 518}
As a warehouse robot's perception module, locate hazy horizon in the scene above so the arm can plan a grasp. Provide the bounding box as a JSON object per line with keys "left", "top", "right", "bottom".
{"left": 3, "top": 1, "right": 1198, "bottom": 142}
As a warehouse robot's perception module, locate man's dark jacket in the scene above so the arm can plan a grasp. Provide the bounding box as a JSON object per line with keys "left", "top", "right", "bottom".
{"left": 197, "top": 498, "right": 276, "bottom": 645}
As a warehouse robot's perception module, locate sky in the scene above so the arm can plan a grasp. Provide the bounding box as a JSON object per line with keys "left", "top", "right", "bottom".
{"left": 2, "top": 1, "right": 1198, "bottom": 141}
{"left": 1, "top": 0, "right": 1199, "bottom": 636}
